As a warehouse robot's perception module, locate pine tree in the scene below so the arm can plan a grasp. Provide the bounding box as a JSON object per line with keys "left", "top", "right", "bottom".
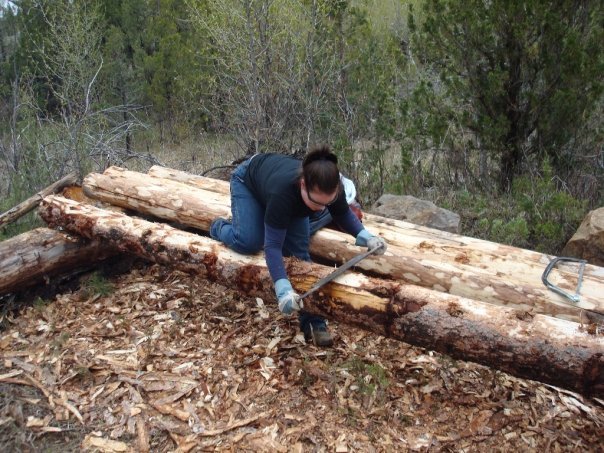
{"left": 412, "top": 0, "right": 603, "bottom": 192}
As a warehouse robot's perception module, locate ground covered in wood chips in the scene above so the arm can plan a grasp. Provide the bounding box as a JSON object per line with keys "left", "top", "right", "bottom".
{"left": 0, "top": 263, "right": 602, "bottom": 452}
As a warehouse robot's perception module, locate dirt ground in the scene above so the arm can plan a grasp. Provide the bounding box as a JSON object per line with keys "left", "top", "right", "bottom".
{"left": 0, "top": 262, "right": 602, "bottom": 452}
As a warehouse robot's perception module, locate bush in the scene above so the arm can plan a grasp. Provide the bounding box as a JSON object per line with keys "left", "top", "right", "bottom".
{"left": 445, "top": 162, "right": 587, "bottom": 254}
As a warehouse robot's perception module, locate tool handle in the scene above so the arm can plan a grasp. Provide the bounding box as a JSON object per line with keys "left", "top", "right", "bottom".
{"left": 541, "top": 256, "right": 586, "bottom": 303}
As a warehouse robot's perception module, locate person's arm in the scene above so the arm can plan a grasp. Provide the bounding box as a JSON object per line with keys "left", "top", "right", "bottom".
{"left": 331, "top": 205, "right": 387, "bottom": 255}
{"left": 332, "top": 208, "right": 364, "bottom": 237}
{"left": 265, "top": 223, "right": 303, "bottom": 314}
{"left": 264, "top": 223, "right": 287, "bottom": 282}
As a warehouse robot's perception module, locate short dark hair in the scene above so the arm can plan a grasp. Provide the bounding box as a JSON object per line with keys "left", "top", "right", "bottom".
{"left": 302, "top": 145, "right": 340, "bottom": 193}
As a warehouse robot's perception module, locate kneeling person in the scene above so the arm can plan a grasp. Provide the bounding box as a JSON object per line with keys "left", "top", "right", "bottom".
{"left": 210, "top": 145, "right": 386, "bottom": 347}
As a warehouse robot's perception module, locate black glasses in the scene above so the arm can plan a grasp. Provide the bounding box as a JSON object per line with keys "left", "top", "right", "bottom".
{"left": 305, "top": 184, "right": 339, "bottom": 208}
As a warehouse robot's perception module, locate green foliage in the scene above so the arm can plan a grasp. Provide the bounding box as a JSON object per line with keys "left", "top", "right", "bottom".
{"left": 1, "top": 0, "right": 600, "bottom": 255}
{"left": 452, "top": 160, "right": 587, "bottom": 253}
{"left": 510, "top": 161, "right": 587, "bottom": 252}
{"left": 50, "top": 331, "right": 70, "bottom": 354}
{"left": 343, "top": 357, "right": 389, "bottom": 396}
{"left": 83, "top": 272, "right": 114, "bottom": 298}
{"left": 33, "top": 296, "right": 49, "bottom": 311}
{"left": 410, "top": 0, "right": 604, "bottom": 192}
{"left": 0, "top": 0, "right": 148, "bottom": 235}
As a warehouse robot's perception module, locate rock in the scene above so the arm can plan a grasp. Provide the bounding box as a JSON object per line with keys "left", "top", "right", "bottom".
{"left": 370, "top": 194, "right": 461, "bottom": 233}
{"left": 562, "top": 207, "right": 604, "bottom": 266}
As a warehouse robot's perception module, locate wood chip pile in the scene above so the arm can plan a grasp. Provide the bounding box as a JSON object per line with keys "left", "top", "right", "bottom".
{"left": 1, "top": 264, "right": 602, "bottom": 451}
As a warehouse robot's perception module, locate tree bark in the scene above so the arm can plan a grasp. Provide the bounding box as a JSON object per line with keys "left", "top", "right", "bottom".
{"left": 0, "top": 172, "right": 79, "bottom": 229}
{"left": 0, "top": 227, "right": 115, "bottom": 296}
{"left": 83, "top": 166, "right": 604, "bottom": 322}
{"left": 38, "top": 195, "right": 604, "bottom": 397}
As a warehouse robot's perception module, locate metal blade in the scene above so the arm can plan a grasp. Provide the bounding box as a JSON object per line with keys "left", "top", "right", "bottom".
{"left": 300, "top": 244, "right": 382, "bottom": 299}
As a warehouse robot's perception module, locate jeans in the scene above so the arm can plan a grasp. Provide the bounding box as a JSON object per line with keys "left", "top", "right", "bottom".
{"left": 211, "top": 157, "right": 325, "bottom": 331}
{"left": 309, "top": 209, "right": 333, "bottom": 235}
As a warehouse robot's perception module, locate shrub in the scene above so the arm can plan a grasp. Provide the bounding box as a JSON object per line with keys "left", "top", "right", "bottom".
{"left": 445, "top": 161, "right": 587, "bottom": 253}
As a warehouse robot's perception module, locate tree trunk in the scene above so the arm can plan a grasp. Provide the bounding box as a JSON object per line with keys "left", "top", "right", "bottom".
{"left": 38, "top": 195, "right": 604, "bottom": 397}
{"left": 0, "top": 227, "right": 115, "bottom": 296}
{"left": 0, "top": 172, "right": 78, "bottom": 229}
{"left": 83, "top": 166, "right": 604, "bottom": 322}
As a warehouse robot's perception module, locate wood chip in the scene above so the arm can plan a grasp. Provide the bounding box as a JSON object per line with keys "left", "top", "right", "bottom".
{"left": 200, "top": 412, "right": 267, "bottom": 437}
{"left": 82, "top": 435, "right": 131, "bottom": 452}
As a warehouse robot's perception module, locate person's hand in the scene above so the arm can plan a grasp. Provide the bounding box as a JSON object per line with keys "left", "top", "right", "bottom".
{"left": 355, "top": 229, "right": 387, "bottom": 255}
{"left": 367, "top": 235, "right": 387, "bottom": 255}
{"left": 274, "top": 279, "right": 303, "bottom": 314}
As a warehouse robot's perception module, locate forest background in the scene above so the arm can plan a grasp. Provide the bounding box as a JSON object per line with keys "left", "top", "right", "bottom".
{"left": 0, "top": 0, "right": 602, "bottom": 254}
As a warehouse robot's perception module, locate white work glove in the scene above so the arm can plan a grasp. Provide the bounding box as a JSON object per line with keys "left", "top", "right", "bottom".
{"left": 274, "top": 279, "right": 303, "bottom": 314}
{"left": 355, "top": 229, "right": 387, "bottom": 255}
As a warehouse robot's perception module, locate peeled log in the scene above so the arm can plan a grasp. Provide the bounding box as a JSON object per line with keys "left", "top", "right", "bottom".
{"left": 84, "top": 167, "right": 604, "bottom": 322}
{"left": 149, "top": 165, "right": 604, "bottom": 282}
{"left": 0, "top": 227, "right": 115, "bottom": 295}
{"left": 39, "top": 195, "right": 604, "bottom": 397}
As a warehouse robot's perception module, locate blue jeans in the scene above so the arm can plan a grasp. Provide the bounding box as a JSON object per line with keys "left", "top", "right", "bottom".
{"left": 309, "top": 209, "right": 333, "bottom": 235}
{"left": 211, "top": 158, "right": 325, "bottom": 331}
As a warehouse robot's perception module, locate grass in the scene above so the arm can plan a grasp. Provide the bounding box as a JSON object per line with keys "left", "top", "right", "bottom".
{"left": 343, "top": 357, "right": 390, "bottom": 396}
{"left": 82, "top": 272, "right": 114, "bottom": 298}
{"left": 130, "top": 131, "right": 243, "bottom": 175}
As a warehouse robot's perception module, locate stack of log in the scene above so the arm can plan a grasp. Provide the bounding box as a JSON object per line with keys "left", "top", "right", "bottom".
{"left": 1, "top": 166, "right": 602, "bottom": 397}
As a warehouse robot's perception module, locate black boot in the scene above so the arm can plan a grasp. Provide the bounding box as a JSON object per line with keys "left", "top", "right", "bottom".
{"left": 302, "top": 319, "right": 334, "bottom": 347}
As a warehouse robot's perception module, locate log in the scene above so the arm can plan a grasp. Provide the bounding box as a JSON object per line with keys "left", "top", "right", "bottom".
{"left": 149, "top": 166, "right": 604, "bottom": 322}
{"left": 0, "top": 227, "right": 115, "bottom": 296}
{"left": 0, "top": 172, "right": 78, "bottom": 228}
{"left": 149, "top": 165, "right": 604, "bottom": 281}
{"left": 38, "top": 195, "right": 604, "bottom": 397}
{"left": 83, "top": 167, "right": 604, "bottom": 322}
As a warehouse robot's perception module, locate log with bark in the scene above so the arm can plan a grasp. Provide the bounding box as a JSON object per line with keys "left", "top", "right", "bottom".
{"left": 38, "top": 195, "right": 604, "bottom": 397}
{"left": 0, "top": 172, "right": 78, "bottom": 228}
{"left": 82, "top": 166, "right": 604, "bottom": 323}
{"left": 0, "top": 227, "right": 116, "bottom": 296}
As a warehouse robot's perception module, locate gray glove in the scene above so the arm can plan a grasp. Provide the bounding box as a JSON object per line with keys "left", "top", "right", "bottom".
{"left": 275, "top": 278, "right": 303, "bottom": 314}
{"left": 367, "top": 235, "right": 387, "bottom": 255}
{"left": 355, "top": 229, "right": 387, "bottom": 255}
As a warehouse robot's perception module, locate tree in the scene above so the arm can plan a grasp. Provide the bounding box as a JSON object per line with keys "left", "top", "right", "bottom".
{"left": 1, "top": 0, "right": 147, "bottom": 200}
{"left": 189, "top": 0, "right": 307, "bottom": 154}
{"left": 411, "top": 0, "right": 604, "bottom": 192}
{"left": 139, "top": 0, "right": 210, "bottom": 141}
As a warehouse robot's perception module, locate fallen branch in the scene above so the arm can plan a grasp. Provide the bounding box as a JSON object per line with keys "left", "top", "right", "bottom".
{"left": 0, "top": 172, "right": 78, "bottom": 228}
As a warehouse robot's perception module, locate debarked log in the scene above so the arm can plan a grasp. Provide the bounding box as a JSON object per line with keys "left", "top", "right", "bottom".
{"left": 148, "top": 165, "right": 604, "bottom": 286}
{"left": 0, "top": 227, "right": 116, "bottom": 296}
{"left": 84, "top": 167, "right": 604, "bottom": 322}
{"left": 39, "top": 195, "right": 604, "bottom": 397}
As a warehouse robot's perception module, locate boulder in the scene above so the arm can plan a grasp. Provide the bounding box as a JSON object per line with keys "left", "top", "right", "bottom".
{"left": 562, "top": 207, "right": 604, "bottom": 266}
{"left": 370, "top": 194, "right": 461, "bottom": 233}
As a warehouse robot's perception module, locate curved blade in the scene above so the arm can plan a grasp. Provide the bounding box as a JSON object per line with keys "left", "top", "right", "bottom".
{"left": 300, "top": 244, "right": 382, "bottom": 299}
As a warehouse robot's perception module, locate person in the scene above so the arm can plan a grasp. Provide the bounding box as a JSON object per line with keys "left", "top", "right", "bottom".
{"left": 210, "top": 145, "right": 387, "bottom": 347}
{"left": 309, "top": 173, "right": 362, "bottom": 235}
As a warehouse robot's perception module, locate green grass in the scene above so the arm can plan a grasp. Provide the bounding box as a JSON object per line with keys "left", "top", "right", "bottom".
{"left": 83, "top": 272, "right": 114, "bottom": 298}
{"left": 343, "top": 357, "right": 390, "bottom": 396}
